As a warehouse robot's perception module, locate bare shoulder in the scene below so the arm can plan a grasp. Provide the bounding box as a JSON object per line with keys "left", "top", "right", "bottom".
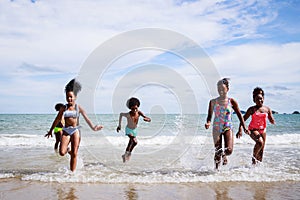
{"left": 229, "top": 97, "right": 239, "bottom": 106}
{"left": 247, "top": 106, "right": 256, "bottom": 115}
{"left": 229, "top": 97, "right": 236, "bottom": 102}
{"left": 210, "top": 98, "right": 217, "bottom": 105}
{"left": 120, "top": 112, "right": 129, "bottom": 117}
{"left": 138, "top": 110, "right": 145, "bottom": 116}
{"left": 77, "top": 104, "right": 83, "bottom": 112}
{"left": 263, "top": 105, "right": 272, "bottom": 113}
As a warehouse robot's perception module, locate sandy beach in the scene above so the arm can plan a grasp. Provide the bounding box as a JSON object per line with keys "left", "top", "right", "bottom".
{"left": 1, "top": 179, "right": 299, "bottom": 200}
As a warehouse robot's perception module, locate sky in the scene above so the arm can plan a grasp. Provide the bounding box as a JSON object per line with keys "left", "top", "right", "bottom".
{"left": 0, "top": 0, "right": 299, "bottom": 114}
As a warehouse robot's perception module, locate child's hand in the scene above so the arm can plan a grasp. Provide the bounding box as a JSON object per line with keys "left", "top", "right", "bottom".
{"left": 116, "top": 126, "right": 121, "bottom": 133}
{"left": 45, "top": 131, "right": 52, "bottom": 138}
{"left": 144, "top": 117, "right": 151, "bottom": 122}
{"left": 236, "top": 131, "right": 242, "bottom": 139}
{"left": 94, "top": 125, "right": 103, "bottom": 131}
{"left": 205, "top": 122, "right": 210, "bottom": 129}
{"left": 244, "top": 128, "right": 250, "bottom": 135}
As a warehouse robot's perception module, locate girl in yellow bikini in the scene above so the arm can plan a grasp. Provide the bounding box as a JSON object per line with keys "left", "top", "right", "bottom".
{"left": 205, "top": 78, "right": 248, "bottom": 169}
{"left": 237, "top": 87, "right": 275, "bottom": 164}
{"left": 53, "top": 103, "right": 65, "bottom": 151}
{"left": 116, "top": 97, "right": 151, "bottom": 163}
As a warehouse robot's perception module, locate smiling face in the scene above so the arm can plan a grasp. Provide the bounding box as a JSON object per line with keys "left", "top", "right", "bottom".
{"left": 66, "top": 91, "right": 76, "bottom": 106}
{"left": 217, "top": 83, "right": 228, "bottom": 98}
{"left": 254, "top": 93, "right": 264, "bottom": 107}
{"left": 130, "top": 105, "right": 139, "bottom": 113}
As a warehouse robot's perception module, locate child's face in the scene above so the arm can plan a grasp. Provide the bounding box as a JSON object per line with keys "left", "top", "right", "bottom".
{"left": 130, "top": 105, "right": 139, "bottom": 113}
{"left": 254, "top": 94, "right": 264, "bottom": 107}
{"left": 217, "top": 84, "right": 228, "bottom": 97}
{"left": 66, "top": 91, "right": 76, "bottom": 105}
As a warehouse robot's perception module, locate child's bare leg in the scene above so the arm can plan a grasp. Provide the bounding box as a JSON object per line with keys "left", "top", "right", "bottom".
{"left": 257, "top": 132, "right": 266, "bottom": 162}
{"left": 123, "top": 136, "right": 137, "bottom": 162}
{"left": 214, "top": 135, "right": 222, "bottom": 169}
{"left": 250, "top": 131, "right": 264, "bottom": 164}
{"left": 59, "top": 133, "right": 70, "bottom": 156}
{"left": 54, "top": 131, "right": 62, "bottom": 150}
{"left": 69, "top": 131, "right": 80, "bottom": 172}
{"left": 223, "top": 129, "right": 233, "bottom": 165}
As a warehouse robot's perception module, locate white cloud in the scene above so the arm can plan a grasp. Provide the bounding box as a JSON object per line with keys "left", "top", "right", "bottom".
{"left": 212, "top": 42, "right": 300, "bottom": 83}
{"left": 0, "top": 0, "right": 298, "bottom": 113}
{"left": 210, "top": 42, "right": 300, "bottom": 113}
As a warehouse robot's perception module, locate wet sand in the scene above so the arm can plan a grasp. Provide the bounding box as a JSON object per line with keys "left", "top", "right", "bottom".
{"left": 0, "top": 179, "right": 299, "bottom": 200}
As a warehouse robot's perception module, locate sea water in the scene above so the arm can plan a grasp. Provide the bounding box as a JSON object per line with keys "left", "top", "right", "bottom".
{"left": 0, "top": 114, "right": 299, "bottom": 183}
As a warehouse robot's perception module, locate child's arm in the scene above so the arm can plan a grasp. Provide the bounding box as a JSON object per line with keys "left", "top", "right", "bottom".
{"left": 205, "top": 100, "right": 214, "bottom": 129}
{"left": 116, "top": 113, "right": 125, "bottom": 132}
{"left": 139, "top": 111, "right": 151, "bottom": 122}
{"left": 236, "top": 107, "right": 252, "bottom": 138}
{"left": 267, "top": 106, "right": 276, "bottom": 125}
{"left": 231, "top": 98, "right": 248, "bottom": 135}
{"left": 45, "top": 107, "right": 64, "bottom": 138}
{"left": 79, "top": 105, "right": 103, "bottom": 131}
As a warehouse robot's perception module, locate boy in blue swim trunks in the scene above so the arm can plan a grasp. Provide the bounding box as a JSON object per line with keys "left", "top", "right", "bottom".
{"left": 116, "top": 97, "right": 151, "bottom": 163}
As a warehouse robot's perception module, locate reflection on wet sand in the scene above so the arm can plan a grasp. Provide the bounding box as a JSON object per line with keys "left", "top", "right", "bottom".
{"left": 124, "top": 185, "right": 138, "bottom": 200}
{"left": 57, "top": 186, "right": 78, "bottom": 200}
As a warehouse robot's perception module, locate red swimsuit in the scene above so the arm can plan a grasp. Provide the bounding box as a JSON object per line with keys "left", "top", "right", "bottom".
{"left": 248, "top": 112, "right": 268, "bottom": 134}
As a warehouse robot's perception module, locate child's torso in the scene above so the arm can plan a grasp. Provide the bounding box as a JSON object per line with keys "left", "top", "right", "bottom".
{"left": 213, "top": 97, "right": 232, "bottom": 122}
{"left": 64, "top": 104, "right": 79, "bottom": 127}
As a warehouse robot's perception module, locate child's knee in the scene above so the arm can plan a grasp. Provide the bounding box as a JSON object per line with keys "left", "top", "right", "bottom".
{"left": 133, "top": 138, "right": 137, "bottom": 145}
{"left": 257, "top": 139, "right": 264, "bottom": 147}
{"left": 225, "top": 147, "right": 233, "bottom": 155}
{"left": 59, "top": 150, "right": 67, "bottom": 156}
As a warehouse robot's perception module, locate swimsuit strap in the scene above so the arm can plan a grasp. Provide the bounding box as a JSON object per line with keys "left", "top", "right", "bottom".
{"left": 64, "top": 104, "right": 80, "bottom": 119}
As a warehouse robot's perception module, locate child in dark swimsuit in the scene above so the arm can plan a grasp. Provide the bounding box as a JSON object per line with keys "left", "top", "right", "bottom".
{"left": 116, "top": 97, "right": 151, "bottom": 163}
{"left": 45, "top": 79, "right": 103, "bottom": 171}
{"left": 205, "top": 78, "right": 248, "bottom": 169}
{"left": 237, "top": 87, "right": 275, "bottom": 164}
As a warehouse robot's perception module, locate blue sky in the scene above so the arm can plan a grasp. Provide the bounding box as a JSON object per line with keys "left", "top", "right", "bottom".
{"left": 0, "top": 0, "right": 299, "bottom": 114}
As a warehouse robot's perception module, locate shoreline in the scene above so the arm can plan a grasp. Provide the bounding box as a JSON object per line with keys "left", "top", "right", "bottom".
{"left": 1, "top": 178, "right": 299, "bottom": 199}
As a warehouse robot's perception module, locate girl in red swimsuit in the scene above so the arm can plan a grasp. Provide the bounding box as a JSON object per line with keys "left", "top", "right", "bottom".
{"left": 237, "top": 87, "right": 275, "bottom": 164}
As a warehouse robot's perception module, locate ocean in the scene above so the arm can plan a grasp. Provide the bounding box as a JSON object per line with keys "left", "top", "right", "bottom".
{"left": 0, "top": 113, "right": 299, "bottom": 185}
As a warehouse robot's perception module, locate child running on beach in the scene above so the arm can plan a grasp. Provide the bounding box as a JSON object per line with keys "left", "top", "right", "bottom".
{"left": 45, "top": 79, "right": 103, "bottom": 171}
{"left": 53, "top": 103, "right": 64, "bottom": 151}
{"left": 205, "top": 78, "right": 248, "bottom": 169}
{"left": 236, "top": 87, "right": 275, "bottom": 164}
{"left": 116, "top": 97, "right": 151, "bottom": 163}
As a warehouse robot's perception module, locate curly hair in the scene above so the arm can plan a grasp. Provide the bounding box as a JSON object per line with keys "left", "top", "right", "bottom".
{"left": 55, "top": 103, "right": 65, "bottom": 111}
{"left": 126, "top": 97, "right": 140, "bottom": 109}
{"left": 252, "top": 87, "right": 264, "bottom": 102}
{"left": 65, "top": 78, "right": 82, "bottom": 96}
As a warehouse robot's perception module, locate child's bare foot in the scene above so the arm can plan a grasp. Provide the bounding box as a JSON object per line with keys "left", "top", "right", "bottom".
{"left": 252, "top": 157, "right": 257, "bottom": 165}
{"left": 122, "top": 151, "right": 131, "bottom": 163}
{"left": 214, "top": 154, "right": 221, "bottom": 169}
{"left": 122, "top": 154, "right": 126, "bottom": 163}
{"left": 222, "top": 154, "right": 228, "bottom": 165}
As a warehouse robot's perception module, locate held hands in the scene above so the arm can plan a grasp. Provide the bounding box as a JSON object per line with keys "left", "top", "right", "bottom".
{"left": 236, "top": 127, "right": 249, "bottom": 138}
{"left": 236, "top": 131, "right": 243, "bottom": 139}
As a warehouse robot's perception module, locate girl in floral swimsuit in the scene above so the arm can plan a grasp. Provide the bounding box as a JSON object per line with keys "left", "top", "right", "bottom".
{"left": 205, "top": 78, "right": 248, "bottom": 169}
{"left": 236, "top": 87, "right": 275, "bottom": 164}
